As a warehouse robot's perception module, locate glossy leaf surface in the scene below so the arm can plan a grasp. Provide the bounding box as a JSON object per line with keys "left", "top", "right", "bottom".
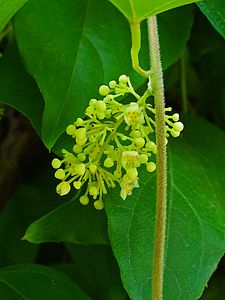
{"left": 109, "top": 0, "right": 197, "bottom": 21}
{"left": 0, "top": 264, "right": 90, "bottom": 299}
{"left": 105, "top": 115, "right": 225, "bottom": 300}
{"left": 23, "top": 197, "right": 109, "bottom": 245}
{"left": 0, "top": 0, "right": 26, "bottom": 33}
{"left": 14, "top": 0, "right": 193, "bottom": 150}
{"left": 14, "top": 0, "right": 142, "bottom": 149}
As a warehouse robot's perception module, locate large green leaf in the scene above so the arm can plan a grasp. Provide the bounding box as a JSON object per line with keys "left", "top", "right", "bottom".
{"left": 105, "top": 115, "right": 225, "bottom": 300}
{"left": 0, "top": 43, "right": 44, "bottom": 134}
{"left": 14, "top": 0, "right": 193, "bottom": 150}
{"left": 198, "top": 0, "right": 225, "bottom": 39}
{"left": 109, "top": 0, "right": 197, "bottom": 21}
{"left": 0, "top": 264, "right": 90, "bottom": 299}
{"left": 0, "top": 0, "right": 26, "bottom": 33}
{"left": 14, "top": 0, "right": 143, "bottom": 150}
{"left": 23, "top": 197, "right": 109, "bottom": 245}
{"left": 52, "top": 4, "right": 193, "bottom": 154}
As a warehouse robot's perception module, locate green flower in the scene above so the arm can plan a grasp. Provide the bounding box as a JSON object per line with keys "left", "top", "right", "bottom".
{"left": 52, "top": 74, "right": 184, "bottom": 209}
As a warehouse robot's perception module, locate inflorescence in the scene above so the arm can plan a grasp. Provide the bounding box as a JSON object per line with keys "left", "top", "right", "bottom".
{"left": 52, "top": 75, "right": 184, "bottom": 210}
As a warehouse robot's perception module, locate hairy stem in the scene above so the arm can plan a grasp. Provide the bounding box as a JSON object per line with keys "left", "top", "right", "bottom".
{"left": 130, "top": 21, "right": 151, "bottom": 78}
{"left": 148, "top": 16, "right": 167, "bottom": 300}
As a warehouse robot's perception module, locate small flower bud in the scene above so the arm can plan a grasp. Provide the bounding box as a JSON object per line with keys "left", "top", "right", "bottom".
{"left": 73, "top": 181, "right": 82, "bottom": 189}
{"left": 77, "top": 153, "right": 86, "bottom": 161}
{"left": 75, "top": 118, "right": 84, "bottom": 126}
{"left": 172, "top": 113, "right": 179, "bottom": 122}
{"left": 54, "top": 169, "right": 65, "bottom": 180}
{"left": 74, "top": 163, "right": 86, "bottom": 175}
{"left": 73, "top": 144, "right": 82, "bottom": 153}
{"left": 80, "top": 195, "right": 89, "bottom": 205}
{"left": 95, "top": 100, "right": 106, "bottom": 112}
{"left": 104, "top": 157, "right": 114, "bottom": 168}
{"left": 76, "top": 128, "right": 86, "bottom": 139}
{"left": 66, "top": 124, "right": 76, "bottom": 135}
{"left": 97, "top": 112, "right": 105, "bottom": 120}
{"left": 146, "top": 162, "right": 156, "bottom": 173}
{"left": 146, "top": 141, "right": 156, "bottom": 152}
{"left": 52, "top": 158, "right": 61, "bottom": 169}
{"left": 109, "top": 80, "right": 117, "bottom": 89}
{"left": 99, "top": 85, "right": 110, "bottom": 96}
{"left": 56, "top": 182, "right": 71, "bottom": 196}
{"left": 173, "top": 122, "right": 184, "bottom": 132}
{"left": 86, "top": 106, "right": 95, "bottom": 115}
{"left": 76, "top": 128, "right": 87, "bottom": 145}
{"left": 89, "top": 99, "right": 97, "bottom": 106}
{"left": 131, "top": 130, "right": 141, "bottom": 138}
{"left": 94, "top": 200, "right": 104, "bottom": 210}
{"left": 134, "top": 137, "right": 145, "bottom": 148}
{"left": 89, "top": 185, "right": 99, "bottom": 197}
{"left": 76, "top": 137, "right": 87, "bottom": 146}
{"left": 119, "top": 74, "right": 128, "bottom": 84}
{"left": 89, "top": 164, "right": 97, "bottom": 174}
{"left": 139, "top": 154, "right": 148, "bottom": 164}
{"left": 171, "top": 129, "right": 180, "bottom": 137}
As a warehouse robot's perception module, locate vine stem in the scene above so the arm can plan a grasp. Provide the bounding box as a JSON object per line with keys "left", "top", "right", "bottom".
{"left": 147, "top": 16, "right": 167, "bottom": 300}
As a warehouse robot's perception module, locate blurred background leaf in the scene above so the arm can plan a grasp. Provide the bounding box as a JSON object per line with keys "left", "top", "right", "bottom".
{"left": 0, "top": 263, "right": 90, "bottom": 299}
{"left": 0, "top": 43, "right": 44, "bottom": 134}
{"left": 198, "top": 0, "right": 225, "bottom": 39}
{"left": 54, "top": 244, "right": 129, "bottom": 300}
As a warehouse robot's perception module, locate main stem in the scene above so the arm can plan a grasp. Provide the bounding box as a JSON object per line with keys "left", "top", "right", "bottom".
{"left": 148, "top": 16, "right": 167, "bottom": 300}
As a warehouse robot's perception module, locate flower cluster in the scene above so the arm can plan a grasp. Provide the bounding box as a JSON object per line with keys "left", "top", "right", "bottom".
{"left": 52, "top": 75, "right": 184, "bottom": 209}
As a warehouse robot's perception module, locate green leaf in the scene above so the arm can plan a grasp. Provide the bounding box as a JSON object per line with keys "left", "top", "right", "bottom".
{"left": 14, "top": 0, "right": 193, "bottom": 150}
{"left": 108, "top": 0, "right": 197, "bottom": 21}
{"left": 17, "top": 160, "right": 109, "bottom": 246}
{"left": 0, "top": 164, "right": 63, "bottom": 266}
{"left": 158, "top": 5, "right": 193, "bottom": 70}
{"left": 58, "top": 244, "right": 128, "bottom": 300}
{"left": 198, "top": 0, "right": 225, "bottom": 39}
{"left": 105, "top": 115, "right": 225, "bottom": 300}
{"left": 0, "top": 43, "right": 44, "bottom": 134}
{"left": 0, "top": 186, "right": 39, "bottom": 266}
{"left": 0, "top": 264, "right": 90, "bottom": 299}
{"left": 14, "top": 0, "right": 143, "bottom": 149}
{"left": 23, "top": 197, "right": 109, "bottom": 245}
{"left": 0, "top": 0, "right": 26, "bottom": 33}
